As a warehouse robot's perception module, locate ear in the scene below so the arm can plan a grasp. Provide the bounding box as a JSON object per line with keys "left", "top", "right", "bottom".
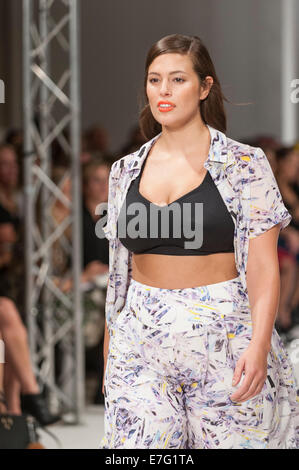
{"left": 200, "top": 76, "right": 214, "bottom": 100}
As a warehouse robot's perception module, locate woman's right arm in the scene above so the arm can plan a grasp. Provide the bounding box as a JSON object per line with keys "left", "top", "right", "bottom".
{"left": 102, "top": 318, "right": 110, "bottom": 395}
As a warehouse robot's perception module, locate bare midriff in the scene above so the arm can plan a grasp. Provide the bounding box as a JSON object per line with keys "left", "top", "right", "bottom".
{"left": 131, "top": 127, "right": 239, "bottom": 289}
{"left": 131, "top": 252, "right": 238, "bottom": 289}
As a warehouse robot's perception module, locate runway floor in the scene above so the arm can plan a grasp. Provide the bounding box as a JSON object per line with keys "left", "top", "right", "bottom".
{"left": 39, "top": 404, "right": 105, "bottom": 449}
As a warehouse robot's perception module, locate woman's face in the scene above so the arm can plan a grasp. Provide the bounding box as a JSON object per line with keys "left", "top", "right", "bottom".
{"left": 279, "top": 151, "right": 299, "bottom": 183}
{"left": 0, "top": 147, "right": 19, "bottom": 188}
{"left": 146, "top": 53, "right": 213, "bottom": 129}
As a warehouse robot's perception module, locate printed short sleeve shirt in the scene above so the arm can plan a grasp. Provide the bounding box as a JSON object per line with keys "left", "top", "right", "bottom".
{"left": 248, "top": 147, "right": 291, "bottom": 239}
{"left": 100, "top": 125, "right": 292, "bottom": 337}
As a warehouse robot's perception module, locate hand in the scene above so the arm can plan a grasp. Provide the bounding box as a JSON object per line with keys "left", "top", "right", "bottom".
{"left": 229, "top": 341, "right": 269, "bottom": 403}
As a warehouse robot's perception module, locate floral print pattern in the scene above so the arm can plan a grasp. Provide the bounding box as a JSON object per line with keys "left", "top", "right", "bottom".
{"left": 99, "top": 124, "right": 298, "bottom": 448}
{"left": 99, "top": 275, "right": 299, "bottom": 448}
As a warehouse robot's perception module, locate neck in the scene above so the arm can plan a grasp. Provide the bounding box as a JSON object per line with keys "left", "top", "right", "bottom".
{"left": 159, "top": 118, "right": 209, "bottom": 160}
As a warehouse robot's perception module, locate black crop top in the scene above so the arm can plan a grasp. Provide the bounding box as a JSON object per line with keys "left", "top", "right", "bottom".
{"left": 116, "top": 159, "right": 235, "bottom": 255}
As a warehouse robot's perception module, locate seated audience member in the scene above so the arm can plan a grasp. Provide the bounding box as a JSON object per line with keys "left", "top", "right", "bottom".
{"left": 81, "top": 157, "right": 110, "bottom": 272}
{"left": 84, "top": 124, "right": 109, "bottom": 155}
{"left": 119, "top": 124, "right": 147, "bottom": 157}
{"left": 52, "top": 157, "right": 111, "bottom": 404}
{"left": 82, "top": 158, "right": 111, "bottom": 404}
{"left": 275, "top": 146, "right": 299, "bottom": 330}
{"left": 0, "top": 299, "right": 61, "bottom": 425}
{"left": 0, "top": 222, "right": 61, "bottom": 425}
{"left": 0, "top": 143, "right": 22, "bottom": 231}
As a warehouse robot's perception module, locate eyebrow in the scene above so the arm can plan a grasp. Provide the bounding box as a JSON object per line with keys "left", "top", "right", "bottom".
{"left": 148, "top": 70, "right": 188, "bottom": 76}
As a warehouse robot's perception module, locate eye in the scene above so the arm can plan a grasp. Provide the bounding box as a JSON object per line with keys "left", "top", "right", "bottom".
{"left": 148, "top": 77, "right": 185, "bottom": 84}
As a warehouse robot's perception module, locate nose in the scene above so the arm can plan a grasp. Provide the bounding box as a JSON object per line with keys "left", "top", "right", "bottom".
{"left": 159, "top": 78, "right": 172, "bottom": 96}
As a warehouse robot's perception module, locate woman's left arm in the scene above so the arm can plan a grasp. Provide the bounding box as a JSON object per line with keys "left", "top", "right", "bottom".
{"left": 246, "top": 223, "right": 281, "bottom": 351}
{"left": 229, "top": 146, "right": 292, "bottom": 403}
{"left": 230, "top": 224, "right": 280, "bottom": 403}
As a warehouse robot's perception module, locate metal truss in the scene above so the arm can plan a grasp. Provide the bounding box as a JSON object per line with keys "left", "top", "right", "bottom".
{"left": 22, "top": 0, "right": 84, "bottom": 423}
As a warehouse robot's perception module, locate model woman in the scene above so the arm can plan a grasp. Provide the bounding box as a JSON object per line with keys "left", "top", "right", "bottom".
{"left": 99, "top": 34, "right": 299, "bottom": 449}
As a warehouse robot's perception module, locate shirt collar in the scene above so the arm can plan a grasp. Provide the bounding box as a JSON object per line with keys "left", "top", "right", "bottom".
{"left": 125, "top": 124, "right": 229, "bottom": 172}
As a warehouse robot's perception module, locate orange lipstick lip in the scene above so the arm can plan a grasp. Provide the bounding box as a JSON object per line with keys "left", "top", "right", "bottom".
{"left": 157, "top": 101, "right": 175, "bottom": 112}
{"left": 158, "top": 105, "right": 175, "bottom": 112}
{"left": 158, "top": 100, "right": 175, "bottom": 113}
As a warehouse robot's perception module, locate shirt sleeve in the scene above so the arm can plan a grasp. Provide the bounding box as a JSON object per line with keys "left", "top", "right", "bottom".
{"left": 101, "top": 162, "right": 117, "bottom": 241}
{"left": 249, "top": 147, "right": 292, "bottom": 239}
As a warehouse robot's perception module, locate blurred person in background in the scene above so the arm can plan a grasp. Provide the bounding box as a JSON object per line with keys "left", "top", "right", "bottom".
{"left": 4, "top": 129, "right": 24, "bottom": 188}
{"left": 275, "top": 146, "right": 299, "bottom": 331}
{"left": 81, "top": 157, "right": 111, "bottom": 404}
{"left": 53, "top": 156, "right": 111, "bottom": 404}
{"left": 119, "top": 124, "right": 147, "bottom": 157}
{"left": 242, "top": 139, "right": 299, "bottom": 333}
{"left": 5, "top": 128, "right": 23, "bottom": 161}
{"left": 84, "top": 124, "right": 109, "bottom": 155}
{"left": 0, "top": 299, "right": 61, "bottom": 425}
{"left": 81, "top": 156, "right": 110, "bottom": 273}
{"left": 5, "top": 128, "right": 23, "bottom": 150}
{"left": 84, "top": 125, "right": 115, "bottom": 165}
{"left": 0, "top": 147, "right": 24, "bottom": 322}
{"left": 0, "top": 220, "right": 61, "bottom": 425}
{"left": 0, "top": 143, "right": 23, "bottom": 229}
{"left": 80, "top": 132, "right": 93, "bottom": 165}
{"left": 54, "top": 155, "right": 111, "bottom": 290}
{"left": 250, "top": 135, "right": 280, "bottom": 174}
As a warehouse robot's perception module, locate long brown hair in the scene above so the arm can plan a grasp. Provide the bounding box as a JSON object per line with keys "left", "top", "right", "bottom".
{"left": 138, "top": 34, "right": 229, "bottom": 140}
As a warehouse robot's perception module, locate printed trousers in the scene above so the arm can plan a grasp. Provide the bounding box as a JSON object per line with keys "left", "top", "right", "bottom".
{"left": 99, "top": 275, "right": 299, "bottom": 449}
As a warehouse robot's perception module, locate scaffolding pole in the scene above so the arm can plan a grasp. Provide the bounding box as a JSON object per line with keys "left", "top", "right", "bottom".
{"left": 22, "top": 0, "right": 84, "bottom": 423}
